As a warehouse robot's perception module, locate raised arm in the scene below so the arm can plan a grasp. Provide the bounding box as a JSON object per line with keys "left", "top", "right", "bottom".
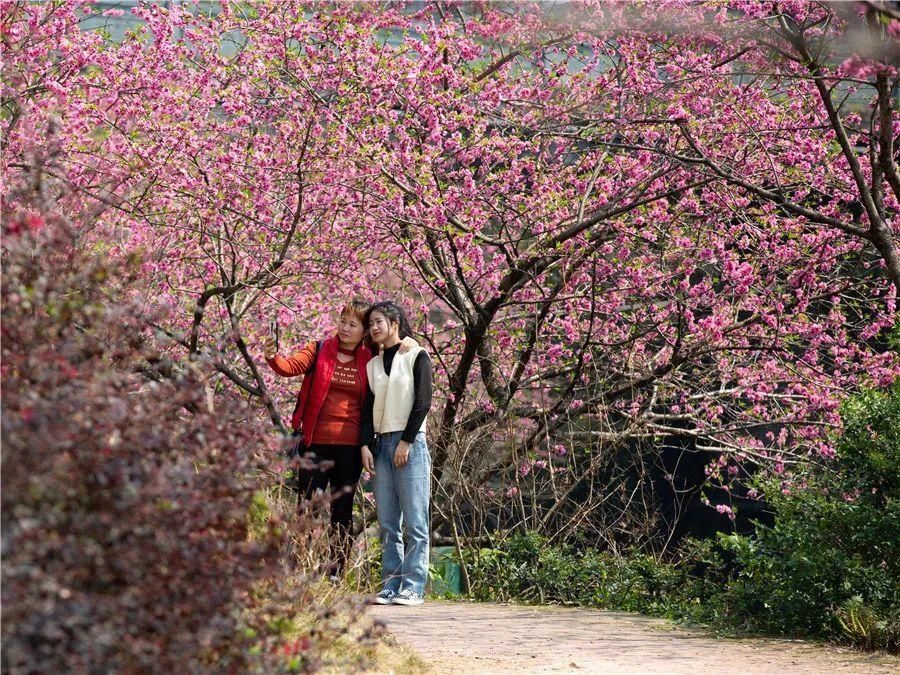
{"left": 265, "top": 342, "right": 317, "bottom": 377}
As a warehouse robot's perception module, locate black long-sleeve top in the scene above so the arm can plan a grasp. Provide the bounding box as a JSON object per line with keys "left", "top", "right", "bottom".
{"left": 360, "top": 344, "right": 432, "bottom": 448}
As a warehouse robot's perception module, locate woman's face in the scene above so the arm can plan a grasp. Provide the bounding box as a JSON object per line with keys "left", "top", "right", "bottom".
{"left": 367, "top": 310, "right": 398, "bottom": 344}
{"left": 337, "top": 311, "right": 366, "bottom": 346}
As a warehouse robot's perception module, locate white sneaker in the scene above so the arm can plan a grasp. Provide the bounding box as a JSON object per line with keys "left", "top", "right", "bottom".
{"left": 372, "top": 588, "right": 398, "bottom": 605}
{"left": 392, "top": 589, "right": 425, "bottom": 606}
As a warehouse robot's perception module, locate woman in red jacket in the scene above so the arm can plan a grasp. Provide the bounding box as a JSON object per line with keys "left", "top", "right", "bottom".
{"left": 263, "top": 299, "right": 412, "bottom": 578}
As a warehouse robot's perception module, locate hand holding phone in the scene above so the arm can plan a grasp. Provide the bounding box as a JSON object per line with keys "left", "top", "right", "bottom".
{"left": 264, "top": 319, "right": 279, "bottom": 359}
{"left": 269, "top": 319, "right": 280, "bottom": 350}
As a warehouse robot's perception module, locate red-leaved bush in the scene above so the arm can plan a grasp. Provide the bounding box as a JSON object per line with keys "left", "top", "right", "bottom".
{"left": 0, "top": 207, "right": 340, "bottom": 672}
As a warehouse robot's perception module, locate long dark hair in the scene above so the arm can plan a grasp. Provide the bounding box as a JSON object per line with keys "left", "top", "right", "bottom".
{"left": 365, "top": 300, "right": 413, "bottom": 343}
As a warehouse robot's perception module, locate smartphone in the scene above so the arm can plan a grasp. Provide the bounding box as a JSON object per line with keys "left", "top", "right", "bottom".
{"left": 269, "top": 319, "right": 280, "bottom": 352}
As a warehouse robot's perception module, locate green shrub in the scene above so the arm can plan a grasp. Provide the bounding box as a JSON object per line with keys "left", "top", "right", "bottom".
{"left": 710, "top": 385, "right": 900, "bottom": 647}
{"left": 836, "top": 597, "right": 900, "bottom": 653}
{"left": 684, "top": 386, "right": 900, "bottom": 650}
{"left": 466, "top": 532, "right": 689, "bottom": 615}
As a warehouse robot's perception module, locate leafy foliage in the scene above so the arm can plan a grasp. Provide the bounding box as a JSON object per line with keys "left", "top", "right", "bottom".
{"left": 707, "top": 385, "right": 900, "bottom": 647}
{"left": 466, "top": 531, "right": 688, "bottom": 614}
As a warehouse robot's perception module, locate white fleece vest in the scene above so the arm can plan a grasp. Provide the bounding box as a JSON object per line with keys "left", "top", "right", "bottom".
{"left": 367, "top": 345, "right": 427, "bottom": 435}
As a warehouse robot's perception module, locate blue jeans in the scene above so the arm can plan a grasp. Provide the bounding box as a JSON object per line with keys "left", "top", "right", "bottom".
{"left": 374, "top": 430, "right": 431, "bottom": 595}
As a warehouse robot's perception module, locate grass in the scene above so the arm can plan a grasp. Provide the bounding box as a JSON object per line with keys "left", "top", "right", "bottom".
{"left": 244, "top": 486, "right": 427, "bottom": 671}
{"left": 242, "top": 574, "right": 427, "bottom": 673}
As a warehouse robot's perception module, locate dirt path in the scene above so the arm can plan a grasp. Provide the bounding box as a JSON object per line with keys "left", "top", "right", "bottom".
{"left": 370, "top": 601, "right": 900, "bottom": 674}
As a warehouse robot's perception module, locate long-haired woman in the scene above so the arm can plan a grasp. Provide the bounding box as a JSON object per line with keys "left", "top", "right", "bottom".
{"left": 361, "top": 301, "right": 433, "bottom": 605}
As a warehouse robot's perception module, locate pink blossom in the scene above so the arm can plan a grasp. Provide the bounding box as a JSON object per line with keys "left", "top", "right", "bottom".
{"left": 715, "top": 504, "right": 735, "bottom": 521}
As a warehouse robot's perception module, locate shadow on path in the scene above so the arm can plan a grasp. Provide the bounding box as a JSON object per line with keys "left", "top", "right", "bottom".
{"left": 370, "top": 600, "right": 900, "bottom": 674}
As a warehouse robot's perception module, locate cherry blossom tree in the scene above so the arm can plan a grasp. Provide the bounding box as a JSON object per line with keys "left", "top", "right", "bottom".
{"left": 3, "top": 0, "right": 394, "bottom": 429}
{"left": 603, "top": 0, "right": 900, "bottom": 289}
{"left": 3, "top": 0, "right": 897, "bottom": 543}
{"left": 329, "top": 1, "right": 898, "bottom": 536}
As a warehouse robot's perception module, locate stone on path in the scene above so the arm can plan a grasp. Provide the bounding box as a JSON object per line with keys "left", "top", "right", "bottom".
{"left": 370, "top": 601, "right": 900, "bottom": 674}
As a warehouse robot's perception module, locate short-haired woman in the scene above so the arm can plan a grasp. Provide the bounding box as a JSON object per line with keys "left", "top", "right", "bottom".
{"left": 361, "top": 301, "right": 433, "bottom": 606}
{"left": 264, "top": 300, "right": 372, "bottom": 578}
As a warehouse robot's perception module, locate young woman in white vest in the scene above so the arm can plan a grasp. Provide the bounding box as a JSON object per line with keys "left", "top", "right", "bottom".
{"left": 360, "top": 301, "right": 433, "bottom": 606}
